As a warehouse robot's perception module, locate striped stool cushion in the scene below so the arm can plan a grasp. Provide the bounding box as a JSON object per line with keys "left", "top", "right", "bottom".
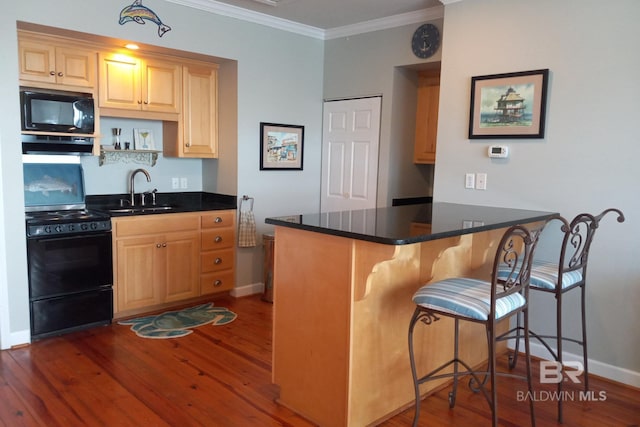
{"left": 529, "top": 260, "right": 583, "bottom": 290}
{"left": 413, "top": 277, "right": 526, "bottom": 321}
{"left": 497, "top": 260, "right": 584, "bottom": 290}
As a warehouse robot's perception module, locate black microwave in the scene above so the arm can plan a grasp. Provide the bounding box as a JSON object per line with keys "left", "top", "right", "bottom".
{"left": 20, "top": 88, "right": 95, "bottom": 134}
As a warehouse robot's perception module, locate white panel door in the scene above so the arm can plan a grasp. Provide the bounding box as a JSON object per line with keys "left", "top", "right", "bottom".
{"left": 321, "top": 97, "right": 381, "bottom": 213}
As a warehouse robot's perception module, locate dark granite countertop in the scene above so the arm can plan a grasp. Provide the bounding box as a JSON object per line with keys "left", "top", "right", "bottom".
{"left": 86, "top": 191, "right": 236, "bottom": 217}
{"left": 265, "top": 202, "right": 558, "bottom": 245}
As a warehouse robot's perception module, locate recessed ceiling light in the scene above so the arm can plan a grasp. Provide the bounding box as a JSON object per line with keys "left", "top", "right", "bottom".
{"left": 125, "top": 43, "right": 140, "bottom": 50}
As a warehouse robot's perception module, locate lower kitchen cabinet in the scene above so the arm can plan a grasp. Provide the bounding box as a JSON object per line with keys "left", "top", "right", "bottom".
{"left": 112, "top": 210, "right": 234, "bottom": 318}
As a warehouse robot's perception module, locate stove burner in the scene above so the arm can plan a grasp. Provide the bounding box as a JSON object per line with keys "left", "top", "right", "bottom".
{"left": 26, "top": 210, "right": 104, "bottom": 222}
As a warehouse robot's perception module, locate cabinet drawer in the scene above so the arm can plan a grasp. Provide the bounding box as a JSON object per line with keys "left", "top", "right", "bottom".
{"left": 201, "top": 228, "right": 234, "bottom": 250}
{"left": 201, "top": 249, "right": 235, "bottom": 273}
{"left": 114, "top": 213, "right": 200, "bottom": 237}
{"left": 200, "top": 270, "right": 234, "bottom": 294}
{"left": 201, "top": 211, "right": 235, "bottom": 229}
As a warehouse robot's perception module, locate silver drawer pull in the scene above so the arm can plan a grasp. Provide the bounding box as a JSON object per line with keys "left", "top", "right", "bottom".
{"left": 215, "top": 216, "right": 223, "bottom": 223}
{"left": 214, "top": 257, "right": 222, "bottom": 265}
{"left": 214, "top": 280, "right": 222, "bottom": 287}
{"left": 214, "top": 236, "right": 222, "bottom": 243}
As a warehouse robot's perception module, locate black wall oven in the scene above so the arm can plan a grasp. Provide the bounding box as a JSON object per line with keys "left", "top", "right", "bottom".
{"left": 24, "top": 162, "right": 113, "bottom": 340}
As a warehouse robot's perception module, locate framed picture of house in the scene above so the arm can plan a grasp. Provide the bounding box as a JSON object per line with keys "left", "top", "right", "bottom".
{"left": 468, "top": 69, "right": 549, "bottom": 139}
{"left": 260, "top": 122, "right": 304, "bottom": 170}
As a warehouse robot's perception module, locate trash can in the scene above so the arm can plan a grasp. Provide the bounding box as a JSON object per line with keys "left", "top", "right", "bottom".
{"left": 262, "top": 233, "right": 275, "bottom": 303}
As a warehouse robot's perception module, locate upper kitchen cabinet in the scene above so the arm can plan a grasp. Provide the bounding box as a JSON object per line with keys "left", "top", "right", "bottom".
{"left": 18, "top": 33, "right": 97, "bottom": 90}
{"left": 98, "top": 52, "right": 181, "bottom": 120}
{"left": 413, "top": 68, "right": 441, "bottom": 164}
{"left": 163, "top": 63, "right": 219, "bottom": 158}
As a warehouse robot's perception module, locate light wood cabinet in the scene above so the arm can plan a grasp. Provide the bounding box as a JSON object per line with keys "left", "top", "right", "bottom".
{"left": 413, "top": 69, "right": 440, "bottom": 164}
{"left": 18, "top": 30, "right": 222, "bottom": 160}
{"left": 200, "top": 210, "right": 235, "bottom": 293}
{"left": 18, "top": 36, "right": 97, "bottom": 89}
{"left": 99, "top": 52, "right": 181, "bottom": 116}
{"left": 112, "top": 210, "right": 236, "bottom": 318}
{"left": 164, "top": 63, "right": 219, "bottom": 158}
{"left": 112, "top": 213, "right": 200, "bottom": 316}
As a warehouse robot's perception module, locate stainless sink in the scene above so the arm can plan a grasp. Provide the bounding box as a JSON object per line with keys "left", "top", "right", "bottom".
{"left": 106, "top": 205, "right": 176, "bottom": 214}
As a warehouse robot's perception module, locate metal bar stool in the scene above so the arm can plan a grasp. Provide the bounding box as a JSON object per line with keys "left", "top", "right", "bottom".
{"left": 507, "top": 208, "right": 625, "bottom": 423}
{"left": 408, "top": 224, "right": 541, "bottom": 427}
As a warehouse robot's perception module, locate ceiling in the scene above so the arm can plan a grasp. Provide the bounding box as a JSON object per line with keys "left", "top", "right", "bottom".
{"left": 167, "top": 0, "right": 447, "bottom": 38}
{"left": 211, "top": 0, "right": 443, "bottom": 29}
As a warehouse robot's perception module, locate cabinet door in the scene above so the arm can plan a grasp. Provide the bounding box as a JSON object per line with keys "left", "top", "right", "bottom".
{"left": 99, "top": 53, "right": 141, "bottom": 110}
{"left": 18, "top": 40, "right": 56, "bottom": 85}
{"left": 413, "top": 70, "right": 440, "bottom": 164}
{"left": 115, "top": 235, "right": 162, "bottom": 312}
{"left": 55, "top": 46, "right": 96, "bottom": 88}
{"left": 182, "top": 64, "right": 218, "bottom": 157}
{"left": 143, "top": 59, "right": 181, "bottom": 113}
{"left": 163, "top": 231, "right": 200, "bottom": 303}
{"left": 19, "top": 39, "right": 96, "bottom": 88}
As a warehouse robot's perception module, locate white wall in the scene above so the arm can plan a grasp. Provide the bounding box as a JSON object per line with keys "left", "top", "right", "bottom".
{"left": 0, "top": 0, "right": 324, "bottom": 347}
{"left": 435, "top": 0, "right": 639, "bottom": 383}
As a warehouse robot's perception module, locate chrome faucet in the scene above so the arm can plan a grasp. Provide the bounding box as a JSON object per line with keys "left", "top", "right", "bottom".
{"left": 129, "top": 168, "right": 151, "bottom": 206}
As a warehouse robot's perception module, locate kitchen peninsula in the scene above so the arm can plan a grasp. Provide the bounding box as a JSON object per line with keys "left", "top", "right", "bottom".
{"left": 265, "top": 203, "right": 557, "bottom": 427}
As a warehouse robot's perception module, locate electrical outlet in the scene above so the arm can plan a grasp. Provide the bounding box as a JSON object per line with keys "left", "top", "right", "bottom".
{"left": 180, "top": 177, "right": 188, "bottom": 189}
{"left": 465, "top": 173, "right": 475, "bottom": 189}
{"left": 476, "top": 173, "right": 487, "bottom": 190}
{"left": 171, "top": 177, "right": 179, "bottom": 189}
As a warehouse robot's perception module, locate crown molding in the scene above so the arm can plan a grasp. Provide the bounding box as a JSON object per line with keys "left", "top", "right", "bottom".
{"left": 165, "top": 0, "right": 444, "bottom": 40}
{"left": 324, "top": 6, "right": 444, "bottom": 40}
{"left": 165, "top": 0, "right": 325, "bottom": 39}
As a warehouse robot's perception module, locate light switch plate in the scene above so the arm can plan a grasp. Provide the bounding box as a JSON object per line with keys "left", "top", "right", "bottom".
{"left": 465, "top": 173, "right": 475, "bottom": 189}
{"left": 476, "top": 173, "right": 487, "bottom": 190}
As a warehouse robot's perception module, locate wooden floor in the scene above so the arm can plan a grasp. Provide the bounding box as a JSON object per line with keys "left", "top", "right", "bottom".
{"left": 1, "top": 294, "right": 638, "bottom": 426}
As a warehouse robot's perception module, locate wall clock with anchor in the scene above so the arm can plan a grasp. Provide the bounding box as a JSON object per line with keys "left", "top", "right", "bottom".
{"left": 411, "top": 23, "right": 440, "bottom": 59}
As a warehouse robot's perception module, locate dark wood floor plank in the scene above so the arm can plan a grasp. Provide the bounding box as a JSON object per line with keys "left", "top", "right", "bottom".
{"left": 0, "top": 294, "right": 638, "bottom": 426}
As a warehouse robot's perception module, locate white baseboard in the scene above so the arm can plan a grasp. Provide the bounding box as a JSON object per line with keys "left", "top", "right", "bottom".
{"left": 230, "top": 282, "right": 264, "bottom": 298}
{"left": 9, "top": 329, "right": 31, "bottom": 348}
{"left": 508, "top": 339, "right": 640, "bottom": 388}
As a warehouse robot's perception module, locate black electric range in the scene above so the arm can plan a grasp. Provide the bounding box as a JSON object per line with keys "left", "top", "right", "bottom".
{"left": 23, "top": 162, "right": 113, "bottom": 340}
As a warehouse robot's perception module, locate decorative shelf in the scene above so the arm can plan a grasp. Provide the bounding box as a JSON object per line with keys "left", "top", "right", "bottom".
{"left": 99, "top": 148, "right": 160, "bottom": 167}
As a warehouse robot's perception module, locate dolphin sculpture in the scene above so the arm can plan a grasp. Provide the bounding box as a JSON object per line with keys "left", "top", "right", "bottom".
{"left": 119, "top": 0, "right": 172, "bottom": 37}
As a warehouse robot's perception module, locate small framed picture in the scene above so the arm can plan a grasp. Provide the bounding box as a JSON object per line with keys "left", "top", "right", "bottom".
{"left": 133, "top": 128, "right": 155, "bottom": 150}
{"left": 260, "top": 122, "right": 304, "bottom": 170}
{"left": 468, "top": 69, "right": 549, "bottom": 139}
